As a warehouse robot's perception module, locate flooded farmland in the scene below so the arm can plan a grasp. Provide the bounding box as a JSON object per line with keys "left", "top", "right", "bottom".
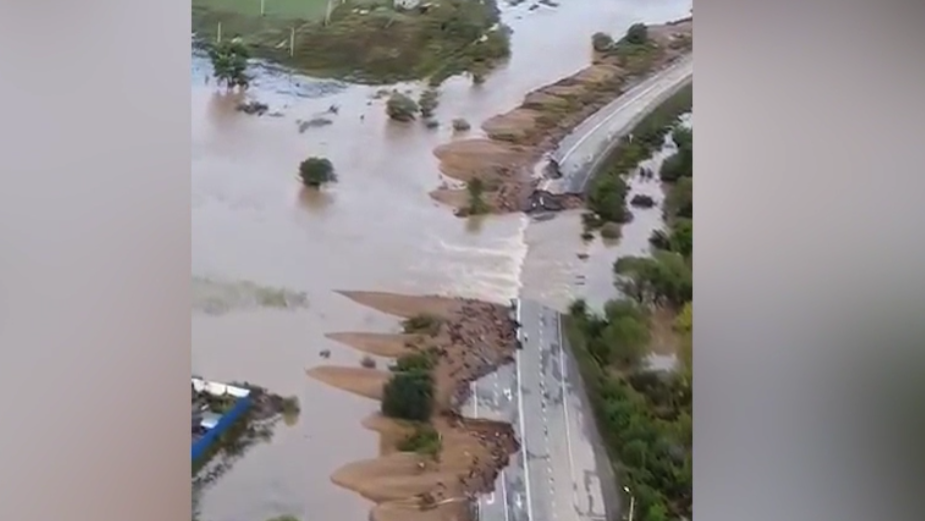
{"left": 191, "top": 1, "right": 691, "bottom": 520}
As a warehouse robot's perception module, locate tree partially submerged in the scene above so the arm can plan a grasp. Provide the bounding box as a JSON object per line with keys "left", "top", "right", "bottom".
{"left": 386, "top": 93, "right": 419, "bottom": 122}
{"left": 208, "top": 39, "right": 251, "bottom": 90}
{"left": 592, "top": 32, "right": 614, "bottom": 52}
{"left": 299, "top": 157, "right": 337, "bottom": 188}
{"left": 613, "top": 251, "right": 692, "bottom": 308}
{"left": 624, "top": 23, "right": 649, "bottom": 45}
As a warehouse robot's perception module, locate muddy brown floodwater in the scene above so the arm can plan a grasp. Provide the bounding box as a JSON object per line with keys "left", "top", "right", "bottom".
{"left": 191, "top": 1, "right": 691, "bottom": 520}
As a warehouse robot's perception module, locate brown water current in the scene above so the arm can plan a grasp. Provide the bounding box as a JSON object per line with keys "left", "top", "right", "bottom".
{"left": 191, "top": 1, "right": 691, "bottom": 520}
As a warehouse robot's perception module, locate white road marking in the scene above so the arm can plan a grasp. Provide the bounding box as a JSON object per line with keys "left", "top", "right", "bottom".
{"left": 515, "top": 348, "right": 534, "bottom": 521}
{"left": 560, "top": 56, "right": 693, "bottom": 162}
{"left": 556, "top": 313, "right": 579, "bottom": 507}
{"left": 472, "top": 381, "right": 479, "bottom": 418}
{"left": 500, "top": 467, "right": 510, "bottom": 521}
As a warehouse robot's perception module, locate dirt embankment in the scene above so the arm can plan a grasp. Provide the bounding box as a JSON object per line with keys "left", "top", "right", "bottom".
{"left": 430, "top": 19, "right": 693, "bottom": 215}
{"left": 307, "top": 291, "right": 520, "bottom": 521}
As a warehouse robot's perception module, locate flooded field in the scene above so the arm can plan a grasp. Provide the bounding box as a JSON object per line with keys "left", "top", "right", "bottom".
{"left": 191, "top": 1, "right": 691, "bottom": 520}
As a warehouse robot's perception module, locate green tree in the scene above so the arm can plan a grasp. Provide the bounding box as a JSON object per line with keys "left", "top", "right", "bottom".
{"left": 659, "top": 128, "right": 693, "bottom": 182}
{"left": 663, "top": 177, "right": 692, "bottom": 220}
{"left": 467, "top": 176, "right": 489, "bottom": 215}
{"left": 642, "top": 502, "right": 669, "bottom": 521}
{"left": 208, "top": 39, "right": 251, "bottom": 90}
{"left": 587, "top": 175, "right": 630, "bottom": 223}
{"left": 648, "top": 219, "right": 692, "bottom": 259}
{"left": 298, "top": 157, "right": 337, "bottom": 188}
{"left": 381, "top": 370, "right": 433, "bottom": 421}
{"left": 669, "top": 219, "right": 692, "bottom": 258}
{"left": 418, "top": 89, "right": 439, "bottom": 119}
{"left": 386, "top": 93, "right": 419, "bottom": 121}
{"left": 568, "top": 298, "right": 588, "bottom": 318}
{"left": 624, "top": 23, "right": 649, "bottom": 45}
{"left": 614, "top": 251, "right": 692, "bottom": 307}
{"left": 391, "top": 351, "right": 435, "bottom": 373}
{"left": 592, "top": 32, "right": 614, "bottom": 52}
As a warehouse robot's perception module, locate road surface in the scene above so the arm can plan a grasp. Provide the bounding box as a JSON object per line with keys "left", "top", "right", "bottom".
{"left": 467, "top": 299, "right": 618, "bottom": 521}
{"left": 466, "top": 361, "right": 528, "bottom": 521}
{"left": 541, "top": 54, "right": 693, "bottom": 195}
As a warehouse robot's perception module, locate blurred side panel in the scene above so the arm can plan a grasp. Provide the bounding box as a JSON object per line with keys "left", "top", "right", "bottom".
{"left": 0, "top": 0, "right": 190, "bottom": 520}
{"left": 697, "top": 0, "right": 925, "bottom": 521}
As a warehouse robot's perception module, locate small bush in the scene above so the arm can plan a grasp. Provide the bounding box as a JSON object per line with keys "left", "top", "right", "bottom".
{"left": 386, "top": 93, "right": 419, "bottom": 121}
{"left": 467, "top": 176, "right": 490, "bottom": 215}
{"left": 397, "top": 423, "right": 442, "bottom": 457}
{"left": 600, "top": 222, "right": 622, "bottom": 240}
{"left": 360, "top": 355, "right": 376, "bottom": 369}
{"left": 391, "top": 351, "right": 436, "bottom": 374}
{"left": 299, "top": 157, "right": 336, "bottom": 187}
{"left": 382, "top": 370, "right": 433, "bottom": 421}
{"left": 280, "top": 396, "right": 300, "bottom": 416}
{"left": 402, "top": 313, "right": 443, "bottom": 335}
{"left": 624, "top": 23, "right": 649, "bottom": 45}
{"left": 592, "top": 32, "right": 614, "bottom": 52}
{"left": 418, "top": 89, "right": 439, "bottom": 119}
{"left": 452, "top": 118, "right": 471, "bottom": 132}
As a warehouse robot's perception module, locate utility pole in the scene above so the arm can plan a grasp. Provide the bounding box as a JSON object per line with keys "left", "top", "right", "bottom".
{"left": 260, "top": 0, "right": 266, "bottom": 16}
{"left": 324, "top": 0, "right": 334, "bottom": 25}
{"left": 624, "top": 486, "right": 636, "bottom": 521}
{"left": 216, "top": 22, "right": 222, "bottom": 43}
{"left": 289, "top": 27, "right": 295, "bottom": 57}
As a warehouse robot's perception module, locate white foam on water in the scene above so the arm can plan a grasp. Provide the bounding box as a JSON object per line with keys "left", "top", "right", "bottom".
{"left": 418, "top": 214, "right": 530, "bottom": 302}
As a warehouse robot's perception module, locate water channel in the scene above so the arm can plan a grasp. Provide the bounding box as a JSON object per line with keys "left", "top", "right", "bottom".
{"left": 191, "top": 1, "right": 691, "bottom": 520}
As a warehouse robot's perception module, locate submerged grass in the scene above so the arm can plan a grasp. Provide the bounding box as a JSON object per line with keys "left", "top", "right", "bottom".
{"left": 192, "top": 276, "right": 309, "bottom": 314}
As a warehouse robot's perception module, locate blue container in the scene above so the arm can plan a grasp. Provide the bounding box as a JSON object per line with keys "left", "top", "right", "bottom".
{"left": 191, "top": 384, "right": 253, "bottom": 462}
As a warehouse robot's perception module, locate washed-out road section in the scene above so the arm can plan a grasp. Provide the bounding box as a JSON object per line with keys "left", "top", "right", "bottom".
{"left": 464, "top": 299, "right": 617, "bottom": 521}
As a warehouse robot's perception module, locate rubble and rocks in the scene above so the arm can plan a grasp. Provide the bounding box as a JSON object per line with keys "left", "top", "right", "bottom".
{"left": 409, "top": 298, "right": 522, "bottom": 494}
{"left": 235, "top": 100, "right": 269, "bottom": 116}
{"left": 630, "top": 194, "right": 656, "bottom": 208}
{"left": 297, "top": 117, "right": 333, "bottom": 133}
{"left": 525, "top": 189, "right": 584, "bottom": 213}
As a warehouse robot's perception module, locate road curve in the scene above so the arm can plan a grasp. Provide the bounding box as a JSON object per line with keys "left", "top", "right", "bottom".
{"left": 541, "top": 54, "right": 693, "bottom": 195}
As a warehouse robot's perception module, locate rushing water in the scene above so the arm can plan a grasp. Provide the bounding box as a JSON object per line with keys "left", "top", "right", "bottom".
{"left": 523, "top": 114, "right": 692, "bottom": 314}
{"left": 191, "top": 1, "right": 691, "bottom": 520}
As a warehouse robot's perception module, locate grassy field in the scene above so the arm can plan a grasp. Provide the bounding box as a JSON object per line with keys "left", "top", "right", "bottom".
{"left": 194, "top": 0, "right": 330, "bottom": 21}
{"left": 192, "top": 0, "right": 510, "bottom": 85}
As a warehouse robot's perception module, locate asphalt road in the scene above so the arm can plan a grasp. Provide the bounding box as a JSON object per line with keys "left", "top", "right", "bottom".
{"left": 540, "top": 54, "right": 693, "bottom": 195}
{"left": 466, "top": 361, "right": 528, "bottom": 521}
{"left": 468, "top": 299, "right": 617, "bottom": 521}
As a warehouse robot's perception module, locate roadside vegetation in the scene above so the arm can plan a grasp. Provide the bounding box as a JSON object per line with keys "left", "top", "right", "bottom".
{"left": 650, "top": 127, "right": 693, "bottom": 257}
{"left": 566, "top": 285, "right": 692, "bottom": 520}
{"left": 193, "top": 0, "right": 510, "bottom": 85}
{"left": 566, "top": 109, "right": 693, "bottom": 521}
{"left": 583, "top": 83, "right": 692, "bottom": 237}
